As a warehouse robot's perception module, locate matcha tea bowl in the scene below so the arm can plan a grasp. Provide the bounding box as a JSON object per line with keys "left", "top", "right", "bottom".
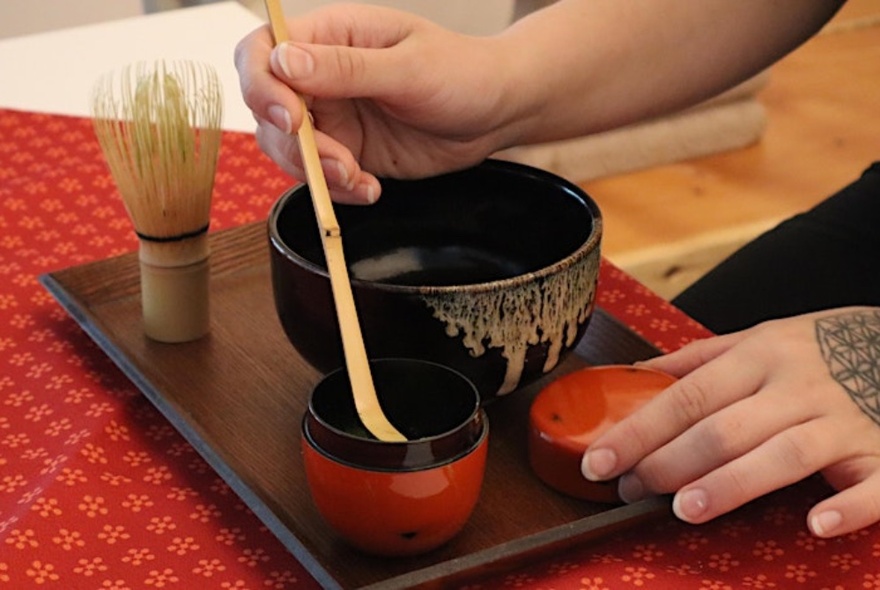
{"left": 268, "top": 159, "right": 603, "bottom": 402}
{"left": 301, "top": 358, "right": 488, "bottom": 556}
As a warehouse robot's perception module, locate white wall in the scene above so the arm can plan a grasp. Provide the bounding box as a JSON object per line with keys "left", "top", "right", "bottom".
{"left": 0, "top": 0, "right": 144, "bottom": 38}
{"left": 0, "top": 1, "right": 516, "bottom": 40}
{"left": 277, "top": 0, "right": 514, "bottom": 36}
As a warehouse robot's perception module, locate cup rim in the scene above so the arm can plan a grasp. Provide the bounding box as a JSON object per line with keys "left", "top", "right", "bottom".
{"left": 267, "top": 159, "right": 603, "bottom": 295}
{"left": 303, "top": 358, "right": 488, "bottom": 471}
{"left": 302, "top": 408, "right": 489, "bottom": 473}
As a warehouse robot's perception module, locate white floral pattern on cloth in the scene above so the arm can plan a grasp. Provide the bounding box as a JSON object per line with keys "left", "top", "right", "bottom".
{"left": 1, "top": 108, "right": 879, "bottom": 589}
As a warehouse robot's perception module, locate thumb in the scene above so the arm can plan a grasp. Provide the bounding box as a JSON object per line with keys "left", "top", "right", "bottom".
{"left": 270, "top": 41, "right": 410, "bottom": 101}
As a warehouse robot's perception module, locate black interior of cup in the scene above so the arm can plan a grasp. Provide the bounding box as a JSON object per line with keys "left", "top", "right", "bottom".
{"left": 275, "top": 160, "right": 595, "bottom": 287}
{"left": 312, "top": 359, "right": 478, "bottom": 439}
{"left": 306, "top": 359, "right": 484, "bottom": 470}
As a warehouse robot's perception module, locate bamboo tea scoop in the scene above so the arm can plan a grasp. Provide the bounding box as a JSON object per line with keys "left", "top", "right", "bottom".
{"left": 263, "top": 0, "right": 406, "bottom": 442}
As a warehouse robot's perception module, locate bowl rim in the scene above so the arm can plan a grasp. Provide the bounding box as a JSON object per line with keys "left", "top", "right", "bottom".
{"left": 267, "top": 159, "right": 603, "bottom": 295}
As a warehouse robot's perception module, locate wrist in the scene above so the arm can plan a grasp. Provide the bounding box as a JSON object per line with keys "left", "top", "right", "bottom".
{"left": 487, "top": 29, "right": 548, "bottom": 149}
{"left": 490, "top": 0, "right": 608, "bottom": 148}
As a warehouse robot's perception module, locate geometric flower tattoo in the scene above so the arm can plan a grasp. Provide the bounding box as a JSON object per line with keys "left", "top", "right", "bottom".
{"left": 816, "top": 309, "right": 880, "bottom": 425}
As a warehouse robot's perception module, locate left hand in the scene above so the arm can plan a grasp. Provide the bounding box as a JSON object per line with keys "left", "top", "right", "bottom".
{"left": 581, "top": 307, "right": 880, "bottom": 538}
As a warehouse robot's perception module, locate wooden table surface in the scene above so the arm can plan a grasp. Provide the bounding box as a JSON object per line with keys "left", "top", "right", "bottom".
{"left": 585, "top": 1, "right": 880, "bottom": 298}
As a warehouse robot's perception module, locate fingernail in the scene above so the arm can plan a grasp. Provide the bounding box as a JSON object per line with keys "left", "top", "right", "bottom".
{"left": 581, "top": 448, "right": 617, "bottom": 481}
{"left": 617, "top": 472, "right": 646, "bottom": 503}
{"left": 810, "top": 510, "right": 842, "bottom": 537}
{"left": 277, "top": 42, "right": 315, "bottom": 79}
{"left": 267, "top": 104, "right": 292, "bottom": 134}
{"left": 673, "top": 488, "right": 709, "bottom": 522}
{"left": 355, "top": 181, "right": 377, "bottom": 205}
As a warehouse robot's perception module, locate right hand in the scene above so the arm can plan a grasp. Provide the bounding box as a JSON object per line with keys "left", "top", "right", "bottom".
{"left": 234, "top": 3, "right": 519, "bottom": 204}
{"left": 582, "top": 307, "right": 880, "bottom": 538}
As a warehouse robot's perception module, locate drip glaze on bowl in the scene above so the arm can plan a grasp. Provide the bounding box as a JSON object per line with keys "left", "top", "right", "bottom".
{"left": 269, "top": 159, "right": 603, "bottom": 402}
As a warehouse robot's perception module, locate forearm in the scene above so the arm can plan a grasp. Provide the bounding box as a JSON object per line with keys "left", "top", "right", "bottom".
{"left": 494, "top": 0, "right": 844, "bottom": 146}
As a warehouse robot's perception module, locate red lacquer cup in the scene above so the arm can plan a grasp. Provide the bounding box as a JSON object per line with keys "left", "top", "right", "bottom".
{"left": 528, "top": 364, "right": 677, "bottom": 503}
{"left": 302, "top": 359, "right": 489, "bottom": 556}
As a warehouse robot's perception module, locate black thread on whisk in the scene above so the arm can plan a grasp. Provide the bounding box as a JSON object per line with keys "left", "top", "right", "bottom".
{"left": 136, "top": 223, "right": 210, "bottom": 243}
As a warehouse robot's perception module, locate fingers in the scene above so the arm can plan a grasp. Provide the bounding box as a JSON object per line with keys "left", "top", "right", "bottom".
{"left": 614, "top": 381, "right": 816, "bottom": 500}
{"left": 255, "top": 120, "right": 380, "bottom": 204}
{"left": 599, "top": 378, "right": 880, "bottom": 537}
{"left": 639, "top": 330, "right": 747, "bottom": 378}
{"left": 809, "top": 471, "right": 880, "bottom": 537}
{"left": 667, "top": 418, "right": 841, "bottom": 525}
{"left": 582, "top": 340, "right": 766, "bottom": 481}
{"left": 235, "top": 26, "right": 306, "bottom": 134}
{"left": 236, "top": 20, "right": 392, "bottom": 203}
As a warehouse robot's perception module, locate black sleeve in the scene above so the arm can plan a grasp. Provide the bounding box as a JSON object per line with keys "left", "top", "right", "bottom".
{"left": 673, "top": 162, "right": 880, "bottom": 334}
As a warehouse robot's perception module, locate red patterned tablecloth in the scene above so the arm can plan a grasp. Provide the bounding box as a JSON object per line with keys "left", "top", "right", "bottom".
{"left": 1, "top": 108, "right": 877, "bottom": 589}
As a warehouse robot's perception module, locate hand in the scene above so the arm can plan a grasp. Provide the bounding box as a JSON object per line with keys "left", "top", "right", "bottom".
{"left": 234, "top": 4, "right": 518, "bottom": 204}
{"left": 581, "top": 307, "right": 880, "bottom": 538}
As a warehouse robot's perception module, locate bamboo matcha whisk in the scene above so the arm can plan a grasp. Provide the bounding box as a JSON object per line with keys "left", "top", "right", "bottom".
{"left": 91, "top": 61, "right": 223, "bottom": 343}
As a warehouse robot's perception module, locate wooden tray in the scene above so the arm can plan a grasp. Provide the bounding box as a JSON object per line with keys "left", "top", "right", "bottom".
{"left": 41, "top": 222, "right": 670, "bottom": 590}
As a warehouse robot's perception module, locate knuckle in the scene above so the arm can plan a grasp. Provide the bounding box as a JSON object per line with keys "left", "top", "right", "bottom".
{"left": 697, "top": 460, "right": 758, "bottom": 518}
{"left": 858, "top": 487, "right": 880, "bottom": 523}
{"left": 864, "top": 488, "right": 880, "bottom": 526}
{"left": 634, "top": 459, "right": 679, "bottom": 494}
{"left": 254, "top": 123, "right": 271, "bottom": 150}
{"left": 773, "top": 429, "right": 819, "bottom": 476}
{"left": 232, "top": 38, "right": 248, "bottom": 72}
{"left": 696, "top": 416, "right": 743, "bottom": 461}
{"left": 608, "top": 417, "right": 660, "bottom": 470}
{"left": 332, "top": 49, "right": 367, "bottom": 91}
{"left": 670, "top": 378, "right": 715, "bottom": 427}
{"left": 239, "top": 79, "right": 260, "bottom": 111}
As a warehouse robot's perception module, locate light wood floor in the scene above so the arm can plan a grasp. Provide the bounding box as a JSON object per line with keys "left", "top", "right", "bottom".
{"left": 581, "top": 1, "right": 880, "bottom": 298}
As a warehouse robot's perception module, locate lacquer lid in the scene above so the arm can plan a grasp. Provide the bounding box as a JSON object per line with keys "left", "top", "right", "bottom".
{"left": 528, "top": 365, "right": 676, "bottom": 502}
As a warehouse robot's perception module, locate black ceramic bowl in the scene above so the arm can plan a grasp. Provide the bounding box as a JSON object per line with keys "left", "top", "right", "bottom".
{"left": 268, "top": 159, "right": 602, "bottom": 402}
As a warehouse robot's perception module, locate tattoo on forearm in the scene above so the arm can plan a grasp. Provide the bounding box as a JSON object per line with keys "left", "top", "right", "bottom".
{"left": 816, "top": 309, "right": 880, "bottom": 425}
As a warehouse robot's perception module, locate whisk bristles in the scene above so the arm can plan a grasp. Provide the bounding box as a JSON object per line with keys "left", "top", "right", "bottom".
{"left": 91, "top": 60, "right": 223, "bottom": 242}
